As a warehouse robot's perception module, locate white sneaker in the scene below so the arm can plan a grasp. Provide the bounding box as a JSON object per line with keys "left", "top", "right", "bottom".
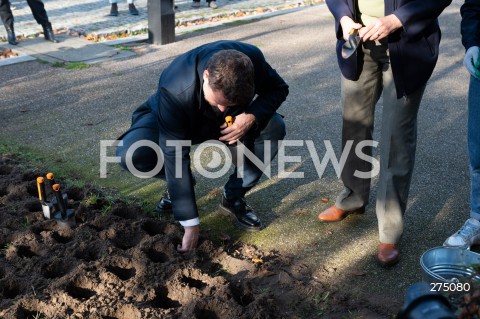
{"left": 191, "top": 1, "right": 201, "bottom": 8}
{"left": 444, "top": 218, "right": 480, "bottom": 249}
{"left": 209, "top": 1, "right": 218, "bottom": 8}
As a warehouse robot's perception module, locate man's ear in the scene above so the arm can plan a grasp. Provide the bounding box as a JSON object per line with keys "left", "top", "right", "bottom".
{"left": 203, "top": 70, "right": 209, "bottom": 81}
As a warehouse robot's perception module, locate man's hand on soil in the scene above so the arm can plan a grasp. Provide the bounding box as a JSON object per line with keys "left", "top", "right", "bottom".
{"left": 177, "top": 225, "right": 200, "bottom": 253}
{"left": 219, "top": 113, "right": 256, "bottom": 144}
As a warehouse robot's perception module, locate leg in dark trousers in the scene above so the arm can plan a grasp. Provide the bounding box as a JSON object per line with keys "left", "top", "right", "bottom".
{"left": 224, "top": 113, "right": 286, "bottom": 200}
{"left": 26, "top": 0, "right": 50, "bottom": 26}
{"left": 26, "top": 0, "right": 58, "bottom": 42}
{"left": 0, "top": 0, "right": 17, "bottom": 44}
{"left": 116, "top": 111, "right": 165, "bottom": 178}
{"left": 0, "top": 0, "right": 14, "bottom": 29}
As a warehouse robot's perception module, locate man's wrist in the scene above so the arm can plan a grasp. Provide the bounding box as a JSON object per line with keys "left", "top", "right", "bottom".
{"left": 388, "top": 14, "right": 403, "bottom": 30}
{"left": 245, "top": 112, "right": 256, "bottom": 122}
{"left": 340, "top": 16, "right": 351, "bottom": 25}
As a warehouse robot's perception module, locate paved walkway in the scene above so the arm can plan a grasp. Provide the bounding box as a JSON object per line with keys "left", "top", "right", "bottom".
{"left": 1, "top": 0, "right": 322, "bottom": 40}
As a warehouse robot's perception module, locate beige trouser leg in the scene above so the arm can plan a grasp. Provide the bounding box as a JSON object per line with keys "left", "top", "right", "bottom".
{"left": 336, "top": 40, "right": 425, "bottom": 244}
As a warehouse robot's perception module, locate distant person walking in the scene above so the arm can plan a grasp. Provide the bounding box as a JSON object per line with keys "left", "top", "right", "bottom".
{"left": 0, "top": 0, "right": 58, "bottom": 45}
{"left": 444, "top": 0, "right": 480, "bottom": 249}
{"left": 109, "top": 0, "right": 139, "bottom": 16}
{"left": 192, "top": 0, "right": 217, "bottom": 9}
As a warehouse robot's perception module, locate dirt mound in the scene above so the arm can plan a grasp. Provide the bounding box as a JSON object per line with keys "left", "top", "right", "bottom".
{"left": 0, "top": 154, "right": 392, "bottom": 319}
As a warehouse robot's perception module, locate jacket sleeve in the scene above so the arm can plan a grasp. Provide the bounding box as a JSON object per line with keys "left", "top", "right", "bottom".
{"left": 393, "top": 0, "right": 451, "bottom": 37}
{"left": 152, "top": 88, "right": 199, "bottom": 223}
{"left": 244, "top": 48, "right": 289, "bottom": 127}
{"left": 461, "top": 0, "right": 480, "bottom": 51}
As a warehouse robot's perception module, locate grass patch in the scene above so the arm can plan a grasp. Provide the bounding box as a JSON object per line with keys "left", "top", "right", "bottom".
{"left": 0, "top": 141, "right": 152, "bottom": 209}
{"left": 113, "top": 45, "right": 132, "bottom": 51}
{"left": 36, "top": 59, "right": 50, "bottom": 65}
{"left": 0, "top": 142, "right": 48, "bottom": 167}
{"left": 65, "top": 62, "right": 91, "bottom": 70}
{"left": 51, "top": 61, "right": 91, "bottom": 69}
{"left": 179, "top": 27, "right": 210, "bottom": 35}
{"left": 100, "top": 204, "right": 112, "bottom": 216}
{"left": 84, "top": 193, "right": 99, "bottom": 207}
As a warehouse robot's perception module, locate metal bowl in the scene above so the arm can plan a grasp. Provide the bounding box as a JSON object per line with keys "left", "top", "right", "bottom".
{"left": 420, "top": 246, "right": 480, "bottom": 283}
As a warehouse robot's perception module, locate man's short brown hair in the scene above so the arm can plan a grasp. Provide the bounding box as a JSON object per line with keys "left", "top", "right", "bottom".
{"left": 205, "top": 50, "right": 255, "bottom": 106}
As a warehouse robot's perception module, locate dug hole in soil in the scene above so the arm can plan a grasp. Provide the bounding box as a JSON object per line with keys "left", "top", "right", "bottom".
{"left": 0, "top": 154, "right": 392, "bottom": 319}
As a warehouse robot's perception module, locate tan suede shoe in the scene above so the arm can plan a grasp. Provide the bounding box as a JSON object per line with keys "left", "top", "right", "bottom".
{"left": 317, "top": 205, "right": 365, "bottom": 222}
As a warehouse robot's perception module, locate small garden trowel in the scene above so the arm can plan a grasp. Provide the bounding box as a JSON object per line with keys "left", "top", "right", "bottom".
{"left": 342, "top": 28, "right": 361, "bottom": 59}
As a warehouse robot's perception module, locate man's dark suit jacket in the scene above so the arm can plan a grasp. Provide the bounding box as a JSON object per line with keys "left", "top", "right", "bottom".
{"left": 131, "top": 40, "right": 289, "bottom": 223}
{"left": 325, "top": 0, "right": 451, "bottom": 98}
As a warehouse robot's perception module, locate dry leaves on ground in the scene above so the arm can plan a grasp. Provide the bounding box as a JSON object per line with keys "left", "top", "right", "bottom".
{"left": 0, "top": 47, "right": 19, "bottom": 59}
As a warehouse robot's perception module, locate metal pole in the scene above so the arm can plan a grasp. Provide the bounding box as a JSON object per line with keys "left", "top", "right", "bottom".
{"left": 148, "top": 0, "right": 175, "bottom": 45}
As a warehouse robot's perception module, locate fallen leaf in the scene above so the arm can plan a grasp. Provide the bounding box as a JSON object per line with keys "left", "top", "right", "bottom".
{"left": 252, "top": 258, "right": 263, "bottom": 263}
{"left": 321, "top": 198, "right": 329, "bottom": 203}
{"left": 258, "top": 269, "right": 275, "bottom": 277}
{"left": 351, "top": 270, "right": 366, "bottom": 276}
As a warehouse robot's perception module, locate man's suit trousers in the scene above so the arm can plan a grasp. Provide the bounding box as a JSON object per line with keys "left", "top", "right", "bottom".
{"left": 335, "top": 40, "right": 426, "bottom": 244}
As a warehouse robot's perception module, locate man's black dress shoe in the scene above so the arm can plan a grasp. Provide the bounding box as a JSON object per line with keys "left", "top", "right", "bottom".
{"left": 220, "top": 195, "right": 263, "bottom": 231}
{"left": 6, "top": 28, "right": 17, "bottom": 45}
{"left": 43, "top": 25, "right": 59, "bottom": 43}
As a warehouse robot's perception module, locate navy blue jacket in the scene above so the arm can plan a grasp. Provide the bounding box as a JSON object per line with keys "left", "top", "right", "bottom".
{"left": 325, "top": 0, "right": 451, "bottom": 98}
{"left": 138, "top": 40, "right": 288, "bottom": 223}
{"left": 461, "top": 0, "right": 480, "bottom": 51}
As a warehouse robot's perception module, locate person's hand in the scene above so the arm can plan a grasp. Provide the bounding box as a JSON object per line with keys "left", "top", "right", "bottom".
{"left": 464, "top": 46, "right": 480, "bottom": 80}
{"left": 177, "top": 225, "right": 199, "bottom": 253}
{"left": 359, "top": 14, "right": 402, "bottom": 42}
{"left": 219, "top": 113, "right": 256, "bottom": 144}
{"left": 340, "top": 16, "right": 363, "bottom": 41}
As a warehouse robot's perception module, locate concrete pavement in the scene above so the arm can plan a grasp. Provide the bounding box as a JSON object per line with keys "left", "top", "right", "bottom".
{"left": 1, "top": 0, "right": 322, "bottom": 66}
{"left": 0, "top": 0, "right": 469, "bottom": 311}
{"left": 1, "top": 0, "right": 321, "bottom": 40}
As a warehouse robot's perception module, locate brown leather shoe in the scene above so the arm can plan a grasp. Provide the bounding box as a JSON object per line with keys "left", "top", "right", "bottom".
{"left": 377, "top": 243, "right": 399, "bottom": 266}
{"left": 317, "top": 205, "right": 365, "bottom": 222}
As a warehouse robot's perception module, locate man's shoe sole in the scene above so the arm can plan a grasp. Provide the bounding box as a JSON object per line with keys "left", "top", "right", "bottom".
{"left": 219, "top": 204, "right": 263, "bottom": 232}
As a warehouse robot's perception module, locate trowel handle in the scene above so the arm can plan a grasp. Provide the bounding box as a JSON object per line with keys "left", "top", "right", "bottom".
{"left": 36, "top": 177, "right": 47, "bottom": 202}
{"left": 52, "top": 183, "right": 67, "bottom": 218}
{"left": 46, "top": 172, "right": 56, "bottom": 187}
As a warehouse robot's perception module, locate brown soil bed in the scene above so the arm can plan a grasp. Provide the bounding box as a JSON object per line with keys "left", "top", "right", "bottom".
{"left": 0, "top": 154, "right": 393, "bottom": 319}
